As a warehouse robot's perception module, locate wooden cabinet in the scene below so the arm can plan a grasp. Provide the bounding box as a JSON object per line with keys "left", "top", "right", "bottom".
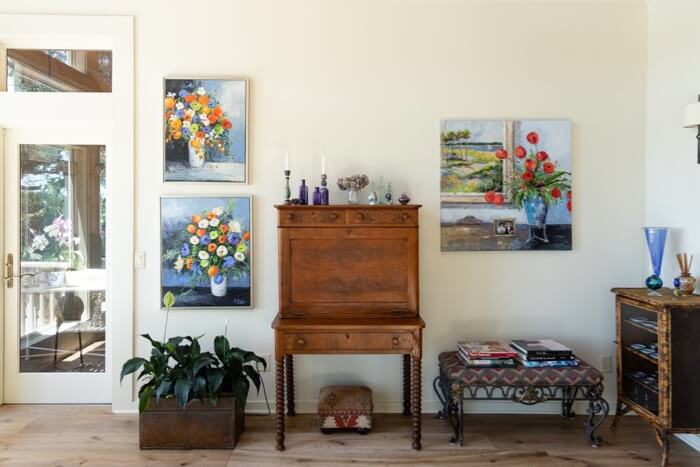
{"left": 273, "top": 205, "right": 424, "bottom": 451}
{"left": 612, "top": 288, "right": 700, "bottom": 467}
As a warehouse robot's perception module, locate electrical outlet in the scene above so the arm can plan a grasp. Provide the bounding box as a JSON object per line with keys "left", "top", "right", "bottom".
{"left": 258, "top": 353, "right": 271, "bottom": 372}
{"left": 600, "top": 355, "right": 613, "bottom": 373}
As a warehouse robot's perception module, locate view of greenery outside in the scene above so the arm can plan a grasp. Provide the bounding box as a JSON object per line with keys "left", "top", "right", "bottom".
{"left": 7, "top": 50, "right": 72, "bottom": 92}
{"left": 20, "top": 145, "right": 106, "bottom": 267}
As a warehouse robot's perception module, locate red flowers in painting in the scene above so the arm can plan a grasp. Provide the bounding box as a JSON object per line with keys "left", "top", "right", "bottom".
{"left": 482, "top": 130, "right": 572, "bottom": 211}
{"left": 495, "top": 149, "right": 508, "bottom": 160}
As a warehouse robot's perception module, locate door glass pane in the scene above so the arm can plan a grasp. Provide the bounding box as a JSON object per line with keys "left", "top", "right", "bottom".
{"left": 19, "top": 144, "right": 106, "bottom": 372}
{"left": 7, "top": 50, "right": 112, "bottom": 92}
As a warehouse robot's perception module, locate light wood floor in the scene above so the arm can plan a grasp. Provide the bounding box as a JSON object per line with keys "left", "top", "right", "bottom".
{"left": 0, "top": 405, "right": 698, "bottom": 466}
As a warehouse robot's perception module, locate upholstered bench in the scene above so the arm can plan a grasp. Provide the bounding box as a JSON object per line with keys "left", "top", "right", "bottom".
{"left": 433, "top": 351, "right": 609, "bottom": 447}
{"left": 318, "top": 385, "right": 373, "bottom": 434}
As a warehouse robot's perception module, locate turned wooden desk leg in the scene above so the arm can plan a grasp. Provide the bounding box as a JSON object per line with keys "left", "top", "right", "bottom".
{"left": 403, "top": 354, "right": 411, "bottom": 416}
{"left": 275, "top": 356, "right": 285, "bottom": 451}
{"left": 285, "top": 354, "right": 296, "bottom": 416}
{"left": 411, "top": 355, "right": 422, "bottom": 450}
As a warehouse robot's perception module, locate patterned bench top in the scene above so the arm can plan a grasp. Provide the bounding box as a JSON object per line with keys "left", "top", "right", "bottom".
{"left": 439, "top": 351, "right": 603, "bottom": 386}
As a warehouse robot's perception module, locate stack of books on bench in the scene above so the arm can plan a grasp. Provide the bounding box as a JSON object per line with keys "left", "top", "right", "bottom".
{"left": 457, "top": 341, "right": 518, "bottom": 368}
{"left": 510, "top": 339, "right": 580, "bottom": 368}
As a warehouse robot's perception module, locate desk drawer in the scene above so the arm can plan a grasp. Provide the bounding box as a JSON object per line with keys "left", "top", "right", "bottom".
{"left": 279, "top": 209, "right": 345, "bottom": 226}
{"left": 283, "top": 332, "right": 414, "bottom": 352}
{"left": 347, "top": 209, "right": 417, "bottom": 225}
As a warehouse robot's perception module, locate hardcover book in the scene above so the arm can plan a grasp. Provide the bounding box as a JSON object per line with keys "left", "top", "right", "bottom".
{"left": 510, "top": 339, "right": 573, "bottom": 357}
{"left": 457, "top": 340, "right": 518, "bottom": 359}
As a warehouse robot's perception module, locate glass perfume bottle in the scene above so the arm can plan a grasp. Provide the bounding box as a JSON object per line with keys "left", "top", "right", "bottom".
{"left": 298, "top": 179, "right": 308, "bottom": 205}
{"left": 320, "top": 186, "right": 329, "bottom": 205}
{"left": 375, "top": 176, "right": 386, "bottom": 205}
{"left": 385, "top": 182, "right": 393, "bottom": 205}
{"left": 367, "top": 183, "right": 378, "bottom": 205}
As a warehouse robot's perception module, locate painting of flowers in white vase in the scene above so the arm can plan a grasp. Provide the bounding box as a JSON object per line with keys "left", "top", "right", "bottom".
{"left": 163, "top": 78, "right": 248, "bottom": 183}
{"left": 161, "top": 196, "right": 252, "bottom": 308}
{"left": 440, "top": 119, "right": 572, "bottom": 251}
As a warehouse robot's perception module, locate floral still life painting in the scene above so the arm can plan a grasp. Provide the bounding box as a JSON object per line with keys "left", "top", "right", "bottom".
{"left": 161, "top": 196, "right": 252, "bottom": 308}
{"left": 163, "top": 78, "right": 247, "bottom": 183}
{"left": 440, "top": 120, "right": 572, "bottom": 251}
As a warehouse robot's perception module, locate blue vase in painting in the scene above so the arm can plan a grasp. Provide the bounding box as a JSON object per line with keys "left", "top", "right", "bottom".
{"left": 644, "top": 227, "right": 668, "bottom": 295}
{"left": 524, "top": 195, "right": 549, "bottom": 243}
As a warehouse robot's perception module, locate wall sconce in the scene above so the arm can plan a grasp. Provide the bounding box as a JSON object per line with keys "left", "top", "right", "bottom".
{"left": 684, "top": 95, "right": 700, "bottom": 164}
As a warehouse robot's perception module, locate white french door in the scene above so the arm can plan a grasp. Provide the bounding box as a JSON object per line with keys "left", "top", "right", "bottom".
{"left": 3, "top": 128, "right": 111, "bottom": 403}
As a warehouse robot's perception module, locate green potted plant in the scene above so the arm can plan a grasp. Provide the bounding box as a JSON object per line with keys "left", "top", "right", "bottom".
{"left": 121, "top": 292, "right": 266, "bottom": 449}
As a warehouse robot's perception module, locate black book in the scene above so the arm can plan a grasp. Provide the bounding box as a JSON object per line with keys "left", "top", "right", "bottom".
{"left": 511, "top": 339, "right": 573, "bottom": 358}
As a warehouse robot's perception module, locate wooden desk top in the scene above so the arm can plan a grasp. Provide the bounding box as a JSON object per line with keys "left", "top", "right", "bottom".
{"left": 612, "top": 287, "right": 700, "bottom": 307}
{"left": 272, "top": 313, "right": 425, "bottom": 331}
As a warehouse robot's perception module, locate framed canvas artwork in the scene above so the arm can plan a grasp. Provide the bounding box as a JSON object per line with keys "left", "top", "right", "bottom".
{"left": 163, "top": 78, "right": 248, "bottom": 183}
{"left": 440, "top": 119, "right": 572, "bottom": 251}
{"left": 161, "top": 196, "right": 252, "bottom": 309}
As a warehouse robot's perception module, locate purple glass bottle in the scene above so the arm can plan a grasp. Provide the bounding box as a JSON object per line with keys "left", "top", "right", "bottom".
{"left": 320, "top": 187, "right": 329, "bottom": 205}
{"left": 298, "top": 179, "right": 308, "bottom": 205}
{"left": 312, "top": 187, "right": 322, "bottom": 205}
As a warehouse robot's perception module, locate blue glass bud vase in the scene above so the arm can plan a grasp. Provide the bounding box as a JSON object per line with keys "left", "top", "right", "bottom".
{"left": 644, "top": 227, "right": 668, "bottom": 295}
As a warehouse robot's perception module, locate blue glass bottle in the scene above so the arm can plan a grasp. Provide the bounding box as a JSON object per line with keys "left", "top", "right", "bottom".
{"left": 298, "top": 179, "right": 308, "bottom": 205}
{"left": 312, "top": 187, "right": 322, "bottom": 205}
{"left": 644, "top": 227, "right": 668, "bottom": 295}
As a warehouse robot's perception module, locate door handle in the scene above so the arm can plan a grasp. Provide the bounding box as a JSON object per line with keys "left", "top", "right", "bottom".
{"left": 4, "top": 253, "right": 35, "bottom": 289}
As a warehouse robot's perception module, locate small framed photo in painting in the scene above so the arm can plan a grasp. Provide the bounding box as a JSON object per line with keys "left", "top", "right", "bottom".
{"left": 160, "top": 195, "right": 253, "bottom": 309}
{"left": 163, "top": 78, "right": 248, "bottom": 183}
{"left": 493, "top": 219, "right": 516, "bottom": 237}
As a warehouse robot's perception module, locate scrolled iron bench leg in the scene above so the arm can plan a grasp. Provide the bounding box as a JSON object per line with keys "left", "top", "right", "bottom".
{"left": 449, "top": 382, "right": 464, "bottom": 446}
{"left": 585, "top": 389, "right": 610, "bottom": 447}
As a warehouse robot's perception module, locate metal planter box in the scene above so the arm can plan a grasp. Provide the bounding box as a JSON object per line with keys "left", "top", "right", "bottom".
{"left": 139, "top": 396, "right": 244, "bottom": 449}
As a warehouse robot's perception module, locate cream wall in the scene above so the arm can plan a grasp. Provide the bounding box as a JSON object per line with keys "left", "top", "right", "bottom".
{"left": 646, "top": 0, "right": 700, "bottom": 282}
{"left": 0, "top": 0, "right": 648, "bottom": 412}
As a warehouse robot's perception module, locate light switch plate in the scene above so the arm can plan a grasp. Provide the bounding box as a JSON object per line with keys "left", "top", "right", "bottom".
{"left": 134, "top": 251, "right": 146, "bottom": 269}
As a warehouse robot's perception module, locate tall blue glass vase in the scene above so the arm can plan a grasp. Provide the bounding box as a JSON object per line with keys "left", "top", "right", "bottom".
{"left": 644, "top": 227, "right": 668, "bottom": 295}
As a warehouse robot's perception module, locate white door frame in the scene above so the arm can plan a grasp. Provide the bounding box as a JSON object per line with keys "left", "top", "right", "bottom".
{"left": 0, "top": 15, "right": 134, "bottom": 410}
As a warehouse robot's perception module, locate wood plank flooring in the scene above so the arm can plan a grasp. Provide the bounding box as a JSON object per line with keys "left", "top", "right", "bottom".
{"left": 0, "top": 405, "right": 698, "bottom": 466}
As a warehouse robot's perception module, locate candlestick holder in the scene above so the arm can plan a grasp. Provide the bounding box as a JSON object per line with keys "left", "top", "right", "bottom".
{"left": 320, "top": 173, "right": 329, "bottom": 205}
{"left": 284, "top": 170, "right": 291, "bottom": 205}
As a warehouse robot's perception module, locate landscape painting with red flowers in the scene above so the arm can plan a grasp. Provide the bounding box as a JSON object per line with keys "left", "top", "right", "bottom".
{"left": 440, "top": 119, "right": 572, "bottom": 251}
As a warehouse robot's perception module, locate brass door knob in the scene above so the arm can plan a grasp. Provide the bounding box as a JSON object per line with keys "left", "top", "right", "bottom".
{"left": 296, "top": 338, "right": 305, "bottom": 346}
{"left": 392, "top": 337, "right": 400, "bottom": 345}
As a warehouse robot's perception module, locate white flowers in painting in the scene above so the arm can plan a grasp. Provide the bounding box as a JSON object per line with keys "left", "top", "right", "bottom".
{"left": 228, "top": 220, "right": 242, "bottom": 233}
{"left": 216, "top": 245, "right": 228, "bottom": 257}
{"left": 190, "top": 236, "right": 200, "bottom": 245}
{"left": 198, "top": 219, "right": 209, "bottom": 229}
{"left": 209, "top": 218, "right": 220, "bottom": 227}
{"left": 198, "top": 250, "right": 210, "bottom": 260}
{"left": 211, "top": 207, "right": 224, "bottom": 216}
{"left": 234, "top": 251, "right": 246, "bottom": 262}
{"left": 196, "top": 87, "right": 206, "bottom": 95}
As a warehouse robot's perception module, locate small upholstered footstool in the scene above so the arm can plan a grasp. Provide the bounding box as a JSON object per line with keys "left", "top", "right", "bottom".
{"left": 318, "top": 385, "right": 373, "bottom": 434}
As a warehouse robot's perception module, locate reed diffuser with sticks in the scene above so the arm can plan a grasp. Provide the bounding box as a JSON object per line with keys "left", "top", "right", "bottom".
{"left": 673, "top": 253, "right": 696, "bottom": 296}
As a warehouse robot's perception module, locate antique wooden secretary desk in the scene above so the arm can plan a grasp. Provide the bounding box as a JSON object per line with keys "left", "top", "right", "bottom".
{"left": 273, "top": 204, "right": 425, "bottom": 450}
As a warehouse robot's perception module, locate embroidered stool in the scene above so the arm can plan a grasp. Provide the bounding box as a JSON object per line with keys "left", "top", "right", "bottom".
{"left": 318, "top": 385, "right": 373, "bottom": 434}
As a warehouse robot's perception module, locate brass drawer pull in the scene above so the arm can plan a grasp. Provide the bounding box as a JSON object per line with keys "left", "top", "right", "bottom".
{"left": 296, "top": 338, "right": 305, "bottom": 346}
{"left": 392, "top": 337, "right": 400, "bottom": 345}
{"left": 401, "top": 213, "right": 410, "bottom": 221}
{"left": 330, "top": 213, "right": 338, "bottom": 221}
{"left": 355, "top": 212, "right": 365, "bottom": 220}
{"left": 287, "top": 213, "right": 295, "bottom": 221}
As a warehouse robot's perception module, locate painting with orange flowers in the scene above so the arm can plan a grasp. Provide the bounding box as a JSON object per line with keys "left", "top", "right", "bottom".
{"left": 164, "top": 78, "right": 248, "bottom": 182}
{"left": 161, "top": 196, "right": 252, "bottom": 309}
{"left": 440, "top": 120, "right": 572, "bottom": 251}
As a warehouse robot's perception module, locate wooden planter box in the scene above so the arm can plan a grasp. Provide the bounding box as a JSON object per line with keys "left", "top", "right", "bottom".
{"left": 139, "top": 396, "right": 244, "bottom": 449}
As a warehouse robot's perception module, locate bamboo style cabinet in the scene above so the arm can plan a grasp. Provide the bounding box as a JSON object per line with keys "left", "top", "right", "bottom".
{"left": 273, "top": 205, "right": 425, "bottom": 451}
{"left": 612, "top": 288, "right": 700, "bottom": 467}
